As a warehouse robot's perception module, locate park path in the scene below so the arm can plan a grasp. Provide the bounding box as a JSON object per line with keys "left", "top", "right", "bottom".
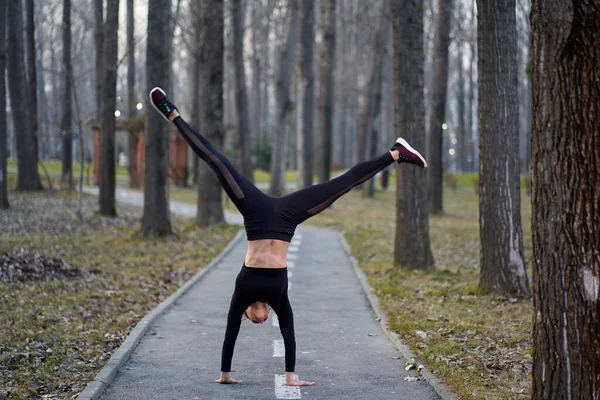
{"left": 82, "top": 186, "right": 443, "bottom": 400}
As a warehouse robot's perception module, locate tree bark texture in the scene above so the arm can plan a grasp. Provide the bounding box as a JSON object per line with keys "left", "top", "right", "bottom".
{"left": 0, "top": 0, "right": 8, "bottom": 208}
{"left": 427, "top": 0, "right": 453, "bottom": 214}
{"left": 269, "top": 0, "right": 299, "bottom": 197}
{"left": 25, "top": 0, "right": 38, "bottom": 164}
{"left": 94, "top": 0, "right": 104, "bottom": 121}
{"left": 530, "top": 2, "right": 600, "bottom": 398}
{"left": 190, "top": 0, "right": 203, "bottom": 185}
{"left": 127, "top": 0, "right": 138, "bottom": 187}
{"left": 231, "top": 0, "right": 253, "bottom": 182}
{"left": 61, "top": 0, "right": 73, "bottom": 188}
{"left": 391, "top": 0, "right": 435, "bottom": 270}
{"left": 196, "top": 0, "right": 225, "bottom": 226}
{"left": 99, "top": 0, "right": 119, "bottom": 216}
{"left": 457, "top": 44, "right": 468, "bottom": 172}
{"left": 142, "top": 0, "right": 172, "bottom": 235}
{"left": 7, "top": 0, "right": 42, "bottom": 191}
{"left": 296, "top": 0, "right": 315, "bottom": 189}
{"left": 476, "top": 0, "right": 529, "bottom": 296}
{"left": 316, "top": 0, "right": 336, "bottom": 183}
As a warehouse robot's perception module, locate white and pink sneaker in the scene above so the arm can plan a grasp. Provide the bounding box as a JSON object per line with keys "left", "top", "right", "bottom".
{"left": 390, "top": 137, "right": 427, "bottom": 168}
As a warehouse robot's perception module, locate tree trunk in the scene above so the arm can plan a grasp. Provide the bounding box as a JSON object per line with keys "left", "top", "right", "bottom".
{"left": 127, "top": 0, "right": 138, "bottom": 188}
{"left": 531, "top": 2, "right": 600, "bottom": 397}
{"left": 231, "top": 0, "right": 253, "bottom": 182}
{"left": 190, "top": 0, "right": 203, "bottom": 186}
{"left": 25, "top": 0, "right": 38, "bottom": 164}
{"left": 457, "top": 43, "right": 468, "bottom": 172}
{"left": 94, "top": 0, "right": 104, "bottom": 121}
{"left": 391, "top": 0, "right": 435, "bottom": 270}
{"left": 269, "top": 0, "right": 299, "bottom": 197}
{"left": 251, "top": 1, "right": 262, "bottom": 142}
{"left": 7, "top": 0, "right": 42, "bottom": 191}
{"left": 61, "top": 0, "right": 73, "bottom": 188}
{"left": 427, "top": 0, "right": 453, "bottom": 214}
{"left": 99, "top": 0, "right": 119, "bottom": 216}
{"left": 142, "top": 0, "right": 172, "bottom": 235}
{"left": 316, "top": 0, "right": 336, "bottom": 183}
{"left": 468, "top": 40, "right": 477, "bottom": 172}
{"left": 296, "top": 0, "right": 315, "bottom": 189}
{"left": 476, "top": 0, "right": 529, "bottom": 296}
{"left": 196, "top": 0, "right": 225, "bottom": 226}
{"left": 0, "top": 0, "right": 8, "bottom": 208}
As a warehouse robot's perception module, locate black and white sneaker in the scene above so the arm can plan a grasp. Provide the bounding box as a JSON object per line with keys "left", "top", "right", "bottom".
{"left": 390, "top": 137, "right": 428, "bottom": 168}
{"left": 149, "top": 87, "right": 178, "bottom": 122}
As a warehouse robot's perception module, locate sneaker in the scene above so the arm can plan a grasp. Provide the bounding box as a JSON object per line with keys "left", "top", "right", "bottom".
{"left": 390, "top": 137, "right": 427, "bottom": 168}
{"left": 149, "top": 87, "right": 178, "bottom": 122}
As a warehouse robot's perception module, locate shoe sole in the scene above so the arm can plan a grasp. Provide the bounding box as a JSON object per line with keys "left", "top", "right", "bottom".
{"left": 396, "top": 137, "right": 428, "bottom": 168}
{"left": 149, "top": 87, "right": 172, "bottom": 123}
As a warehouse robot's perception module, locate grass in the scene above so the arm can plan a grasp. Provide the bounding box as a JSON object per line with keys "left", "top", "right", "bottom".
{"left": 7, "top": 159, "right": 129, "bottom": 177}
{"left": 0, "top": 191, "right": 239, "bottom": 399}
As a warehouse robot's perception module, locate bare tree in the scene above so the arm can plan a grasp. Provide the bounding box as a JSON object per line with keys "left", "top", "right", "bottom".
{"left": 190, "top": 0, "right": 203, "bottom": 185}
{"left": 231, "top": 0, "right": 253, "bottom": 181}
{"left": 427, "top": 0, "right": 453, "bottom": 214}
{"left": 126, "top": 0, "right": 137, "bottom": 188}
{"left": 142, "top": 0, "right": 172, "bottom": 235}
{"left": 60, "top": 0, "right": 73, "bottom": 188}
{"left": 476, "top": 0, "right": 529, "bottom": 296}
{"left": 391, "top": 0, "right": 435, "bottom": 270}
{"left": 316, "top": 0, "right": 336, "bottom": 183}
{"left": 25, "top": 0, "right": 38, "bottom": 163}
{"left": 197, "top": 0, "right": 225, "bottom": 226}
{"left": 0, "top": 0, "right": 8, "bottom": 208}
{"left": 7, "top": 0, "right": 42, "bottom": 191}
{"left": 296, "top": 0, "right": 315, "bottom": 189}
{"left": 98, "top": 0, "right": 119, "bottom": 216}
{"left": 531, "top": 1, "right": 600, "bottom": 397}
{"left": 269, "top": 0, "right": 299, "bottom": 197}
{"left": 94, "top": 0, "right": 104, "bottom": 120}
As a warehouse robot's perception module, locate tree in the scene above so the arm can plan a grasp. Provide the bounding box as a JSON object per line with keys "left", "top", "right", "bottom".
{"left": 231, "top": 0, "right": 253, "bottom": 182}
{"left": 94, "top": 0, "right": 104, "bottom": 120}
{"left": 476, "top": 0, "right": 529, "bottom": 296}
{"left": 98, "top": 0, "right": 119, "bottom": 216}
{"left": 316, "top": 0, "right": 336, "bottom": 183}
{"left": 427, "top": 0, "right": 453, "bottom": 214}
{"left": 142, "top": 0, "right": 172, "bottom": 235}
{"left": 269, "top": 0, "right": 299, "bottom": 197}
{"left": 296, "top": 0, "right": 315, "bottom": 189}
{"left": 391, "top": 0, "right": 435, "bottom": 270}
{"left": 190, "top": 0, "right": 203, "bottom": 185}
{"left": 0, "top": 0, "right": 8, "bottom": 208}
{"left": 126, "top": 0, "right": 138, "bottom": 188}
{"left": 6, "top": 0, "right": 42, "bottom": 191}
{"left": 530, "top": 2, "right": 600, "bottom": 397}
{"left": 25, "top": 0, "right": 38, "bottom": 165}
{"left": 60, "top": 0, "right": 73, "bottom": 188}
{"left": 196, "top": 0, "right": 225, "bottom": 226}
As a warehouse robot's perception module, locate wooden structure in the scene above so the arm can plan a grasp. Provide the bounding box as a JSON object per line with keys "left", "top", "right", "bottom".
{"left": 91, "top": 119, "right": 188, "bottom": 187}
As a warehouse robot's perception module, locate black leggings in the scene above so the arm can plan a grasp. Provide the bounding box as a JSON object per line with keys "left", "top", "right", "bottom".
{"left": 173, "top": 116, "right": 394, "bottom": 241}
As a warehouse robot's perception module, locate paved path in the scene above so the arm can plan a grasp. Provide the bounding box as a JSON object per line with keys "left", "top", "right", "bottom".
{"left": 84, "top": 187, "right": 442, "bottom": 400}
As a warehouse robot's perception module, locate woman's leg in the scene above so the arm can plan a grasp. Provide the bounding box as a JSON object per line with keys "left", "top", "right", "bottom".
{"left": 150, "top": 87, "right": 266, "bottom": 215}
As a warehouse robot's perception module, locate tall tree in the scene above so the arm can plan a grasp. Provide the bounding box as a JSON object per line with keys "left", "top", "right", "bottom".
{"left": 196, "top": 0, "right": 225, "bottom": 226}
{"left": 190, "top": 0, "right": 203, "bottom": 185}
{"left": 391, "top": 0, "right": 435, "bottom": 270}
{"left": 268, "top": 0, "right": 299, "bottom": 197}
{"left": 231, "top": 0, "right": 253, "bottom": 181}
{"left": 7, "top": 0, "right": 42, "bottom": 191}
{"left": 126, "top": 0, "right": 137, "bottom": 188}
{"left": 0, "top": 0, "right": 8, "bottom": 208}
{"left": 296, "top": 0, "right": 315, "bottom": 189}
{"left": 427, "top": 0, "right": 453, "bottom": 214}
{"left": 25, "top": 0, "right": 38, "bottom": 164}
{"left": 60, "top": 0, "right": 73, "bottom": 188}
{"left": 316, "top": 0, "right": 336, "bottom": 183}
{"left": 476, "top": 0, "right": 528, "bottom": 296}
{"left": 142, "top": 0, "right": 172, "bottom": 235}
{"left": 94, "top": 0, "right": 104, "bottom": 120}
{"left": 98, "top": 0, "right": 119, "bottom": 216}
{"left": 531, "top": 2, "right": 600, "bottom": 397}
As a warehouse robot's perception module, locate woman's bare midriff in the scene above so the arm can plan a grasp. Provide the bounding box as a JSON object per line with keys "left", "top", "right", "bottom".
{"left": 244, "top": 239, "right": 290, "bottom": 269}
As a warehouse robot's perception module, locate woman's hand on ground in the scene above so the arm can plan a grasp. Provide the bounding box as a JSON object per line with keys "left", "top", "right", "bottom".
{"left": 285, "top": 372, "right": 315, "bottom": 386}
{"left": 215, "top": 372, "right": 242, "bottom": 384}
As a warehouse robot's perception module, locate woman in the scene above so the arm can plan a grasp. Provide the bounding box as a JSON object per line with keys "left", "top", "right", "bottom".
{"left": 149, "top": 87, "right": 427, "bottom": 387}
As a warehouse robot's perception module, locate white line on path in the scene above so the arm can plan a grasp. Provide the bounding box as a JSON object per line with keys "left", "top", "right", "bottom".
{"left": 287, "top": 253, "right": 298, "bottom": 260}
{"left": 287, "top": 271, "right": 292, "bottom": 278}
{"left": 287, "top": 261, "right": 296, "bottom": 268}
{"left": 288, "top": 245, "right": 299, "bottom": 253}
{"left": 274, "top": 374, "right": 302, "bottom": 399}
{"left": 273, "top": 340, "right": 285, "bottom": 357}
{"left": 272, "top": 314, "right": 279, "bottom": 327}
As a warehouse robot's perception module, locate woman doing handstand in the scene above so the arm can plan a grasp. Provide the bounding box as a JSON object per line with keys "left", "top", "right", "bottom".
{"left": 149, "top": 87, "right": 427, "bottom": 387}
